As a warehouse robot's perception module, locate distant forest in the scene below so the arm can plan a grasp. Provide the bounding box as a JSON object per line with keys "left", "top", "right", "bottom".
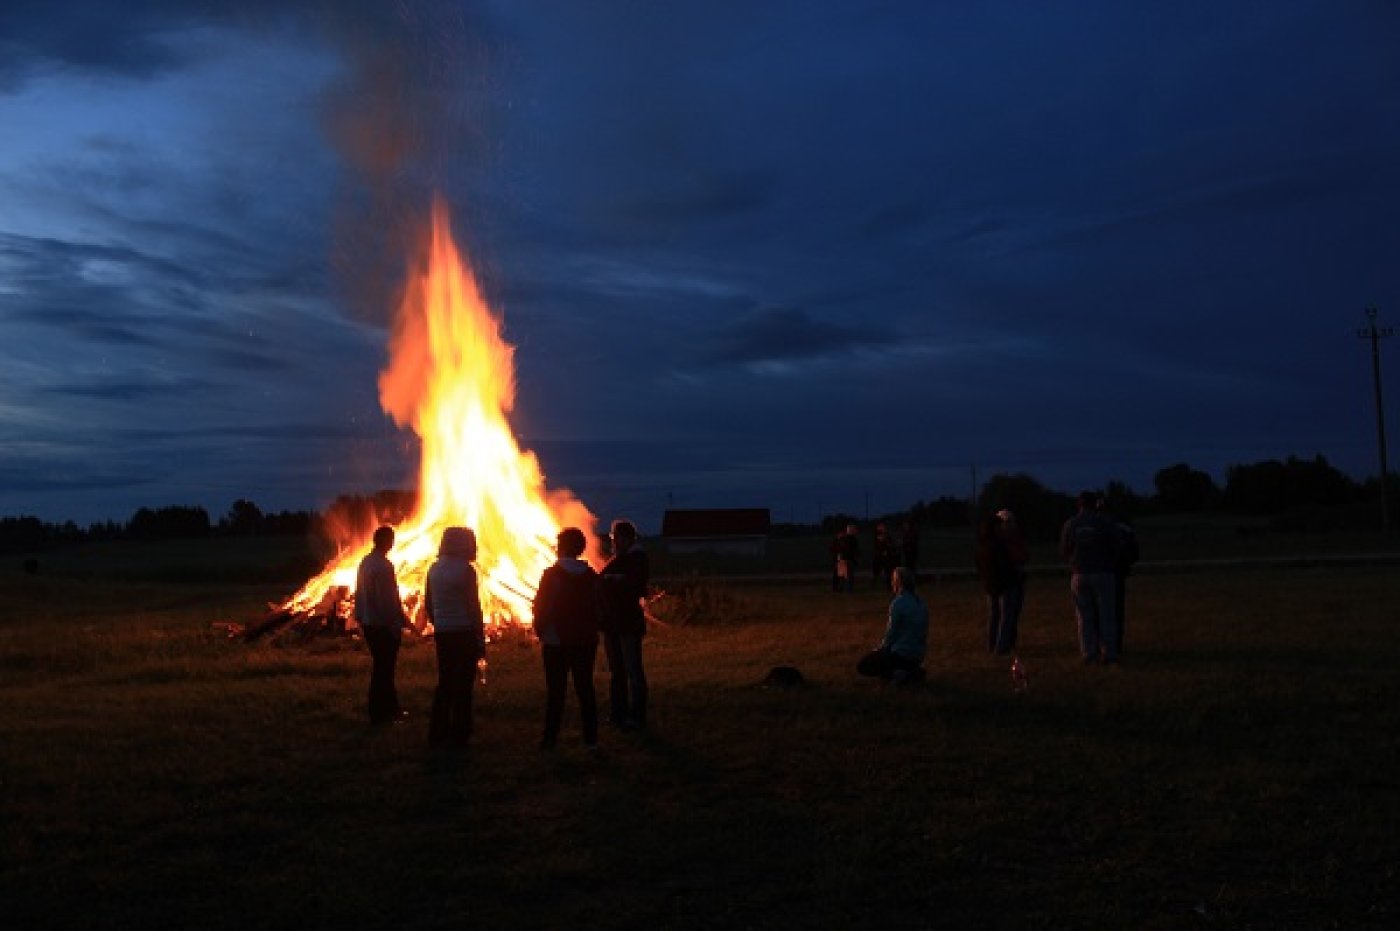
{"left": 3, "top": 455, "right": 1396, "bottom": 554}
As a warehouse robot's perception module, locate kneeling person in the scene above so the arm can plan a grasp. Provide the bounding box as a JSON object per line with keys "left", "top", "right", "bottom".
{"left": 857, "top": 567, "right": 928, "bottom": 685}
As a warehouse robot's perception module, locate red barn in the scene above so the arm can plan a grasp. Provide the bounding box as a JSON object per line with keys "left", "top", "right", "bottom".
{"left": 660, "top": 508, "right": 770, "bottom": 557}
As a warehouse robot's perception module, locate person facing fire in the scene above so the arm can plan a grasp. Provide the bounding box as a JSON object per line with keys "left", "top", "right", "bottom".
{"left": 424, "top": 526, "right": 485, "bottom": 749}
{"left": 600, "top": 519, "right": 649, "bottom": 730}
{"left": 532, "top": 527, "right": 603, "bottom": 749}
{"left": 856, "top": 566, "right": 928, "bottom": 685}
{"left": 354, "top": 525, "right": 412, "bottom": 725}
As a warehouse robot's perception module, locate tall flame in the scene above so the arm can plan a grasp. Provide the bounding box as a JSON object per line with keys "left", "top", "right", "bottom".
{"left": 282, "top": 197, "right": 596, "bottom": 628}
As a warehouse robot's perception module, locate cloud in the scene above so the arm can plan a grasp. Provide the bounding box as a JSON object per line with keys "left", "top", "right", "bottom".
{"left": 702, "top": 306, "right": 902, "bottom": 368}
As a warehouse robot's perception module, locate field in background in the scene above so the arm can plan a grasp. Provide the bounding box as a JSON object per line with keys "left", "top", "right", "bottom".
{"left": 2, "top": 536, "right": 1398, "bottom": 928}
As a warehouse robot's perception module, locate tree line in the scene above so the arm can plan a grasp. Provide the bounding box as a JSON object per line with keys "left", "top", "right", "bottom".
{"left": 3, "top": 453, "right": 1394, "bottom": 554}
{"left": 0, "top": 491, "right": 418, "bottom": 555}
{"left": 814, "top": 454, "right": 1396, "bottom": 542}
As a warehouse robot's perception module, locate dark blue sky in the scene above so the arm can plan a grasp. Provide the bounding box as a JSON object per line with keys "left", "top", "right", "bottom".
{"left": 2, "top": 1, "right": 1398, "bottom": 531}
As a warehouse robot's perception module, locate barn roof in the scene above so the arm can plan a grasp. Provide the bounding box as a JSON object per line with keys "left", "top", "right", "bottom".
{"left": 660, "top": 508, "right": 771, "bottom": 537}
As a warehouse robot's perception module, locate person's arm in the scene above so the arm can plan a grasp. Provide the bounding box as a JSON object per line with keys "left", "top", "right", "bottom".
{"left": 467, "top": 565, "right": 486, "bottom": 653}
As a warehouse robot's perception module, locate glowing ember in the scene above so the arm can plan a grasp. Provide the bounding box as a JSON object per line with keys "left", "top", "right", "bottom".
{"left": 282, "top": 196, "right": 597, "bottom": 630}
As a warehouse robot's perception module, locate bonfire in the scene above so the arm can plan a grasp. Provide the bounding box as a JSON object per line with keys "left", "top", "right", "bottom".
{"left": 255, "top": 197, "right": 596, "bottom": 640}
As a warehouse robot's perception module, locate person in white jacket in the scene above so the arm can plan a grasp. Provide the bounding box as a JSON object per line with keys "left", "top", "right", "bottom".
{"left": 424, "top": 526, "right": 485, "bottom": 749}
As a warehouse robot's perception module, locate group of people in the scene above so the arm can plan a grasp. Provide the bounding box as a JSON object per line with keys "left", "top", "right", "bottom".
{"left": 831, "top": 521, "right": 919, "bottom": 592}
{"left": 855, "top": 491, "right": 1139, "bottom": 687}
{"left": 352, "top": 519, "right": 650, "bottom": 751}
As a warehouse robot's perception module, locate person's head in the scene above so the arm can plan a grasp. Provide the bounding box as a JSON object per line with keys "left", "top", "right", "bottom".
{"left": 846, "top": 524, "right": 858, "bottom": 536}
{"left": 996, "top": 508, "right": 1015, "bottom": 525}
{"left": 372, "top": 525, "right": 395, "bottom": 553}
{"left": 610, "top": 519, "right": 637, "bottom": 550}
{"left": 557, "top": 526, "right": 587, "bottom": 559}
{"left": 892, "top": 566, "right": 917, "bottom": 595}
{"left": 438, "top": 526, "right": 477, "bottom": 560}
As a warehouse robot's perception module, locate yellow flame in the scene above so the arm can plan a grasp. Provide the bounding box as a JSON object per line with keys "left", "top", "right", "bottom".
{"left": 282, "top": 197, "right": 596, "bottom": 628}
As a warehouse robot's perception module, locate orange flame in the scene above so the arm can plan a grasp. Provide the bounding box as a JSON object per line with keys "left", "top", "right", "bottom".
{"left": 282, "top": 197, "right": 596, "bottom": 629}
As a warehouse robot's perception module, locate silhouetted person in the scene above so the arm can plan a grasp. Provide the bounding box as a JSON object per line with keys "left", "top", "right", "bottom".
{"left": 424, "top": 526, "right": 485, "bottom": 749}
{"left": 1060, "top": 491, "right": 1122, "bottom": 664}
{"left": 836, "top": 524, "right": 860, "bottom": 592}
{"left": 1097, "top": 496, "right": 1139, "bottom": 655}
{"left": 533, "top": 527, "right": 602, "bottom": 749}
{"left": 871, "top": 522, "right": 897, "bottom": 589}
{"left": 355, "top": 525, "right": 412, "bottom": 724}
{"left": 899, "top": 521, "right": 920, "bottom": 576}
{"left": 976, "top": 511, "right": 1018, "bottom": 653}
{"left": 856, "top": 567, "right": 928, "bottom": 685}
{"left": 600, "top": 519, "right": 650, "bottom": 729}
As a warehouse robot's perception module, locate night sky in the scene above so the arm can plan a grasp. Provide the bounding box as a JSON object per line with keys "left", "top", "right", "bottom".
{"left": 3, "top": 1, "right": 1398, "bottom": 532}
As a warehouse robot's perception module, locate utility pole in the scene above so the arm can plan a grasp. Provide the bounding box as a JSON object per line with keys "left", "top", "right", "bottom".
{"left": 1358, "top": 307, "right": 1393, "bottom": 533}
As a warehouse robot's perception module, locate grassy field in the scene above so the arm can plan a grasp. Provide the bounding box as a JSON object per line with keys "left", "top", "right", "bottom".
{"left": 2, "top": 537, "right": 1398, "bottom": 929}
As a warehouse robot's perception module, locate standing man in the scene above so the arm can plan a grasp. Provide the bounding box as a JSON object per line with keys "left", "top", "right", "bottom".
{"left": 1060, "top": 492, "right": 1122, "bottom": 665}
{"left": 600, "top": 520, "right": 649, "bottom": 730}
{"left": 355, "top": 525, "right": 413, "bottom": 724}
{"left": 1097, "top": 496, "right": 1139, "bottom": 655}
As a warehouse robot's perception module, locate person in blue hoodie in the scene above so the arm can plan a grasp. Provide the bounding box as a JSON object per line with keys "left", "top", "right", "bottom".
{"left": 532, "top": 527, "right": 602, "bottom": 749}
{"left": 424, "top": 526, "right": 485, "bottom": 749}
{"left": 856, "top": 567, "right": 928, "bottom": 685}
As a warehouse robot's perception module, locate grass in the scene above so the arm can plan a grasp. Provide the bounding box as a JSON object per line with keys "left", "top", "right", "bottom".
{"left": 2, "top": 542, "right": 1398, "bottom": 929}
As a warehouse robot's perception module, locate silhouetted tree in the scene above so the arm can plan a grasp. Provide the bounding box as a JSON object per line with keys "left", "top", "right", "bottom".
{"left": 1154, "top": 463, "right": 1219, "bottom": 513}
{"left": 221, "top": 499, "right": 264, "bottom": 535}
{"left": 127, "top": 506, "right": 211, "bottom": 539}
{"left": 1223, "top": 455, "right": 1355, "bottom": 515}
{"left": 976, "top": 473, "right": 1074, "bottom": 542}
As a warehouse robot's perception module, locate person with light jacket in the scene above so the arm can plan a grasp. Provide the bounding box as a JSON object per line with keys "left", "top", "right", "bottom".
{"left": 856, "top": 567, "right": 928, "bottom": 685}
{"left": 424, "top": 526, "right": 486, "bottom": 749}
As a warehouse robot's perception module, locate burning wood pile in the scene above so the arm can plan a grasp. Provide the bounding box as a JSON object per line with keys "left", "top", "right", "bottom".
{"left": 243, "top": 197, "right": 598, "bottom": 642}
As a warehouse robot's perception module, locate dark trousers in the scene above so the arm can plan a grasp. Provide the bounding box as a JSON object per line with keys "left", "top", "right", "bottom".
{"left": 541, "top": 642, "right": 598, "bottom": 746}
{"left": 1115, "top": 573, "right": 1129, "bottom": 654}
{"left": 362, "top": 625, "right": 402, "bottom": 724}
{"left": 603, "top": 632, "right": 648, "bottom": 727}
{"left": 856, "top": 647, "right": 923, "bottom": 681}
{"left": 430, "top": 631, "right": 480, "bottom": 748}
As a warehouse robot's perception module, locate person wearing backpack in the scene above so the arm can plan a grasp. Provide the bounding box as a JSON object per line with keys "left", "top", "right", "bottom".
{"left": 532, "top": 527, "right": 603, "bottom": 750}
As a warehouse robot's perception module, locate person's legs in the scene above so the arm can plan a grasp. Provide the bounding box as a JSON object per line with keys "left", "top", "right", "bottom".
{"left": 567, "top": 643, "right": 599, "bottom": 746}
{"left": 1002, "top": 576, "right": 1025, "bottom": 652}
{"left": 1070, "top": 574, "right": 1100, "bottom": 662}
{"left": 1094, "top": 573, "right": 1119, "bottom": 662}
{"left": 618, "top": 635, "right": 647, "bottom": 727}
{"left": 429, "top": 631, "right": 475, "bottom": 747}
{"left": 856, "top": 648, "right": 894, "bottom": 679}
{"left": 1115, "top": 574, "right": 1128, "bottom": 655}
{"left": 363, "top": 626, "right": 401, "bottom": 723}
{"left": 889, "top": 651, "right": 925, "bottom": 685}
{"left": 540, "top": 645, "right": 568, "bottom": 747}
{"left": 602, "top": 632, "right": 630, "bottom": 726}
{"left": 986, "top": 593, "right": 1004, "bottom": 652}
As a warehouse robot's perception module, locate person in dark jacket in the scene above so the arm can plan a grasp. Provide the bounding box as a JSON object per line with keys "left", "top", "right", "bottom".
{"left": 1097, "top": 496, "right": 1139, "bottom": 655}
{"left": 354, "top": 525, "right": 413, "bottom": 725}
{"left": 532, "top": 527, "right": 602, "bottom": 749}
{"left": 1060, "top": 491, "right": 1123, "bottom": 664}
{"left": 975, "top": 512, "right": 1018, "bottom": 654}
{"left": 599, "top": 519, "right": 649, "bottom": 729}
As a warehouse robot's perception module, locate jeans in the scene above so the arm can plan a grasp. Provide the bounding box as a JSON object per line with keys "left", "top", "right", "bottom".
{"left": 362, "top": 625, "right": 402, "bottom": 723}
{"left": 429, "top": 631, "right": 481, "bottom": 747}
{"left": 541, "top": 642, "right": 598, "bottom": 746}
{"left": 1070, "top": 572, "right": 1118, "bottom": 662}
{"left": 987, "top": 575, "right": 1026, "bottom": 654}
{"left": 603, "top": 632, "right": 648, "bottom": 727}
